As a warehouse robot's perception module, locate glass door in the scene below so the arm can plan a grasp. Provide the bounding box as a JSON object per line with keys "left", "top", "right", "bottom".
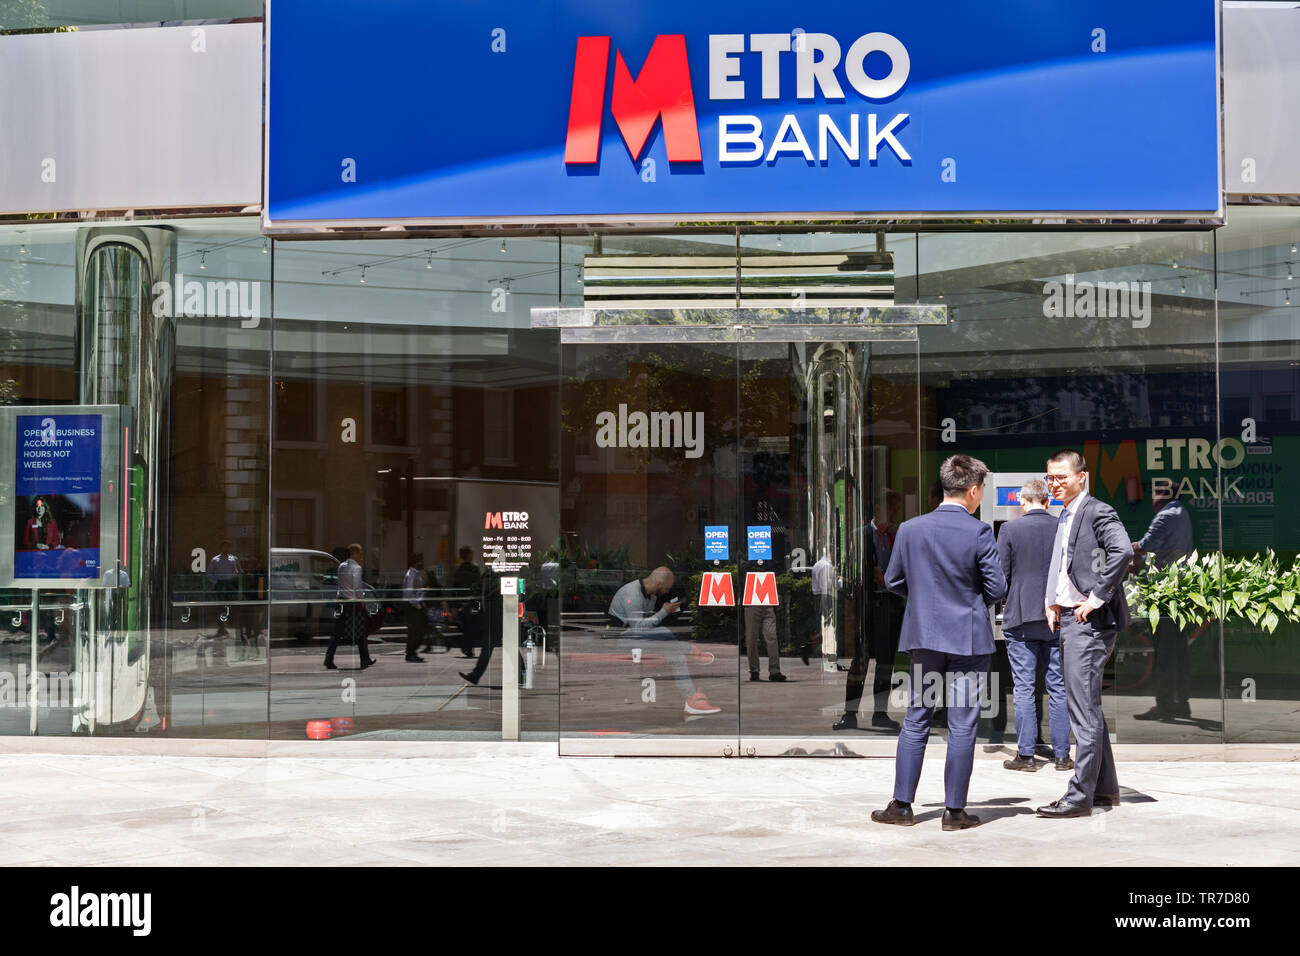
{"left": 736, "top": 334, "right": 920, "bottom": 755}
{"left": 548, "top": 302, "right": 931, "bottom": 755}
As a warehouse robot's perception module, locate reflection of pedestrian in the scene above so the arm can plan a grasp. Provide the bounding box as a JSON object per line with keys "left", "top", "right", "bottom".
{"left": 867, "top": 490, "right": 903, "bottom": 730}
{"left": 744, "top": 600, "right": 784, "bottom": 682}
{"left": 871, "top": 455, "right": 1006, "bottom": 831}
{"left": 24, "top": 497, "right": 60, "bottom": 550}
{"left": 1132, "top": 489, "right": 1195, "bottom": 722}
{"left": 403, "top": 553, "right": 427, "bottom": 663}
{"left": 207, "top": 540, "right": 240, "bottom": 638}
{"left": 996, "top": 479, "right": 1072, "bottom": 772}
{"left": 452, "top": 547, "right": 482, "bottom": 658}
{"left": 324, "top": 544, "right": 374, "bottom": 669}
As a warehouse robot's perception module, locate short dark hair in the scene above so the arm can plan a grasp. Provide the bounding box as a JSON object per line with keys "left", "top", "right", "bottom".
{"left": 408, "top": 552, "right": 423, "bottom": 566}
{"left": 939, "top": 455, "right": 989, "bottom": 497}
{"left": 1047, "top": 448, "right": 1086, "bottom": 474}
{"left": 458, "top": 546, "right": 473, "bottom": 561}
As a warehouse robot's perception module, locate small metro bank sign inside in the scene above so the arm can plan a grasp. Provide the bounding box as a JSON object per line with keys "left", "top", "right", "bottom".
{"left": 265, "top": 0, "right": 1220, "bottom": 227}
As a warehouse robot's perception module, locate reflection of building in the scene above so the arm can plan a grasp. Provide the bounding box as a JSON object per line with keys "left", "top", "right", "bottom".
{"left": 0, "top": 3, "right": 1297, "bottom": 752}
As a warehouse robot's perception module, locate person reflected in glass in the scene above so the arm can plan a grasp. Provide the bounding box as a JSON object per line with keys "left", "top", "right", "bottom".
{"left": 207, "top": 540, "right": 241, "bottom": 640}
{"left": 997, "top": 479, "right": 1073, "bottom": 772}
{"left": 24, "top": 497, "right": 60, "bottom": 551}
{"left": 452, "top": 546, "right": 483, "bottom": 659}
{"left": 604, "top": 567, "right": 720, "bottom": 717}
{"left": 403, "top": 552, "right": 428, "bottom": 663}
{"left": 325, "top": 543, "right": 373, "bottom": 669}
{"left": 866, "top": 489, "right": 904, "bottom": 730}
{"left": 1132, "top": 487, "right": 1195, "bottom": 722}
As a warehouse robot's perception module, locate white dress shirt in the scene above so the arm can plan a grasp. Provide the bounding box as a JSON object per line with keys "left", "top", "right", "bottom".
{"left": 1051, "top": 492, "right": 1106, "bottom": 610}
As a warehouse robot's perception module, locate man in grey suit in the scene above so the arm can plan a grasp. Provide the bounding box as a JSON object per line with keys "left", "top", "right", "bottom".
{"left": 871, "top": 455, "right": 1007, "bottom": 831}
{"left": 1038, "top": 449, "right": 1132, "bottom": 817}
{"left": 997, "top": 478, "right": 1072, "bottom": 772}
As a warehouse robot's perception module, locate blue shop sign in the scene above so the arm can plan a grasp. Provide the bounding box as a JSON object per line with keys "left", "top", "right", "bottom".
{"left": 704, "top": 525, "right": 729, "bottom": 561}
{"left": 266, "top": 0, "right": 1220, "bottom": 227}
{"left": 747, "top": 526, "right": 772, "bottom": 561}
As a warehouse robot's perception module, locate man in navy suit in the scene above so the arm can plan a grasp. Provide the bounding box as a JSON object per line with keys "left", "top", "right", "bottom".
{"left": 1038, "top": 448, "right": 1132, "bottom": 817}
{"left": 871, "top": 455, "right": 1007, "bottom": 831}
{"left": 997, "top": 478, "right": 1072, "bottom": 772}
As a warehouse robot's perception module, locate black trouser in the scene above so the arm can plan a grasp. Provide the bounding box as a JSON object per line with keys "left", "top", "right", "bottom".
{"left": 465, "top": 607, "right": 493, "bottom": 682}
{"left": 405, "top": 605, "right": 426, "bottom": 657}
{"left": 324, "top": 605, "right": 368, "bottom": 666}
{"left": 869, "top": 592, "right": 904, "bottom": 713}
{"left": 1152, "top": 616, "right": 1192, "bottom": 711}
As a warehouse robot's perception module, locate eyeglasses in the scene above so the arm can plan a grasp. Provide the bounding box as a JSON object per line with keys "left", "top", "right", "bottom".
{"left": 1043, "top": 474, "right": 1069, "bottom": 484}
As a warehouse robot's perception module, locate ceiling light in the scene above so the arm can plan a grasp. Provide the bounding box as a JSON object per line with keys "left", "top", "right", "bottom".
{"left": 1180, "top": 278, "right": 1186, "bottom": 294}
{"left": 18, "top": 243, "right": 27, "bottom": 255}
{"left": 576, "top": 267, "right": 583, "bottom": 285}
{"left": 426, "top": 253, "right": 433, "bottom": 269}
{"left": 199, "top": 252, "right": 206, "bottom": 269}
{"left": 261, "top": 238, "right": 268, "bottom": 254}
{"left": 500, "top": 240, "right": 507, "bottom": 254}
{"left": 359, "top": 267, "right": 367, "bottom": 284}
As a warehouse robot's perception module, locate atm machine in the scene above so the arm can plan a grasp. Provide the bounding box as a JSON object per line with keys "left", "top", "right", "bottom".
{"left": 978, "top": 470, "right": 1088, "bottom": 636}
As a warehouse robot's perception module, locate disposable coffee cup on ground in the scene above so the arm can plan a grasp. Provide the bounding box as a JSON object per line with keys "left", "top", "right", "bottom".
{"left": 632, "top": 647, "right": 642, "bottom": 663}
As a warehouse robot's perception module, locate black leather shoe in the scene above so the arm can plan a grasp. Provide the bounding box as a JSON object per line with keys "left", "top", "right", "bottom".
{"left": 1003, "top": 754, "right": 1038, "bottom": 772}
{"left": 1055, "top": 757, "right": 1075, "bottom": 771}
{"left": 1093, "top": 792, "right": 1121, "bottom": 806}
{"left": 459, "top": 671, "right": 480, "bottom": 686}
{"left": 870, "top": 799, "right": 915, "bottom": 826}
{"left": 323, "top": 661, "right": 337, "bottom": 670}
{"left": 832, "top": 712, "right": 858, "bottom": 731}
{"left": 1174, "top": 702, "right": 1192, "bottom": 718}
{"left": 405, "top": 655, "right": 425, "bottom": 663}
{"left": 768, "top": 672, "right": 787, "bottom": 682}
{"left": 942, "top": 808, "right": 980, "bottom": 830}
{"left": 870, "top": 712, "right": 901, "bottom": 731}
{"left": 750, "top": 670, "right": 761, "bottom": 682}
{"left": 360, "top": 658, "right": 378, "bottom": 668}
{"left": 1036, "top": 799, "right": 1091, "bottom": 818}
{"left": 1133, "top": 706, "right": 1175, "bottom": 722}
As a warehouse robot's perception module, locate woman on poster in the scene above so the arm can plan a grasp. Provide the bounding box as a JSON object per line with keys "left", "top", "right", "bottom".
{"left": 23, "top": 497, "right": 61, "bottom": 550}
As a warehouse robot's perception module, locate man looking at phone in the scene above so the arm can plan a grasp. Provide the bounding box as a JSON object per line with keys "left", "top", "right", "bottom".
{"left": 608, "top": 566, "right": 720, "bottom": 716}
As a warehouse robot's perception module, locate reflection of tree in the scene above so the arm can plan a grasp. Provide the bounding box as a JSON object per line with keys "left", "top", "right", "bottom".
{"left": 0, "top": 1, "right": 47, "bottom": 30}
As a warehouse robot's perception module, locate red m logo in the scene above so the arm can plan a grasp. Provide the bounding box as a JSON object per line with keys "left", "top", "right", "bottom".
{"left": 698, "top": 572, "right": 735, "bottom": 607}
{"left": 743, "top": 572, "right": 779, "bottom": 607}
{"left": 565, "top": 34, "right": 702, "bottom": 165}
{"left": 484, "top": 512, "right": 503, "bottom": 530}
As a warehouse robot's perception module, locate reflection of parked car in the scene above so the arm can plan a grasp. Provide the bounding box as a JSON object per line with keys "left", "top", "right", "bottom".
{"left": 271, "top": 548, "right": 342, "bottom": 642}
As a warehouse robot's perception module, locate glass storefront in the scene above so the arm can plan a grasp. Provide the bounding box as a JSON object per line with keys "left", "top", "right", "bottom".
{"left": 0, "top": 2, "right": 259, "bottom": 30}
{"left": 1, "top": 210, "right": 1296, "bottom": 748}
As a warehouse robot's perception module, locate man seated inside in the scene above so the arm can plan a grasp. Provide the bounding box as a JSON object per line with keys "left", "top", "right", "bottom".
{"left": 608, "top": 566, "right": 720, "bottom": 717}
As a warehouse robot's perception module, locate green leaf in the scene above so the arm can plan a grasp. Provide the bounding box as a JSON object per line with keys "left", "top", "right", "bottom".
{"left": 1262, "top": 610, "right": 1280, "bottom": 634}
{"left": 1147, "top": 605, "right": 1161, "bottom": 631}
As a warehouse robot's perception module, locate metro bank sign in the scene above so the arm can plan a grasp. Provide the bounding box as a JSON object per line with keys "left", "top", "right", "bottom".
{"left": 265, "top": 0, "right": 1220, "bottom": 228}
{"left": 563, "top": 32, "right": 911, "bottom": 166}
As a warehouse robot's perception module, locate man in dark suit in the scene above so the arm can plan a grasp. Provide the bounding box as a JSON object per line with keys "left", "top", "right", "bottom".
{"left": 1038, "top": 448, "right": 1132, "bottom": 818}
{"left": 871, "top": 455, "right": 1007, "bottom": 831}
{"left": 997, "top": 478, "right": 1072, "bottom": 772}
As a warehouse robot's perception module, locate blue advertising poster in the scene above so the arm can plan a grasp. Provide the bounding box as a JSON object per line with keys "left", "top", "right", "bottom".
{"left": 268, "top": 0, "right": 1219, "bottom": 225}
{"left": 747, "top": 525, "right": 772, "bottom": 561}
{"left": 704, "top": 525, "right": 729, "bottom": 561}
{"left": 13, "top": 413, "right": 103, "bottom": 580}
